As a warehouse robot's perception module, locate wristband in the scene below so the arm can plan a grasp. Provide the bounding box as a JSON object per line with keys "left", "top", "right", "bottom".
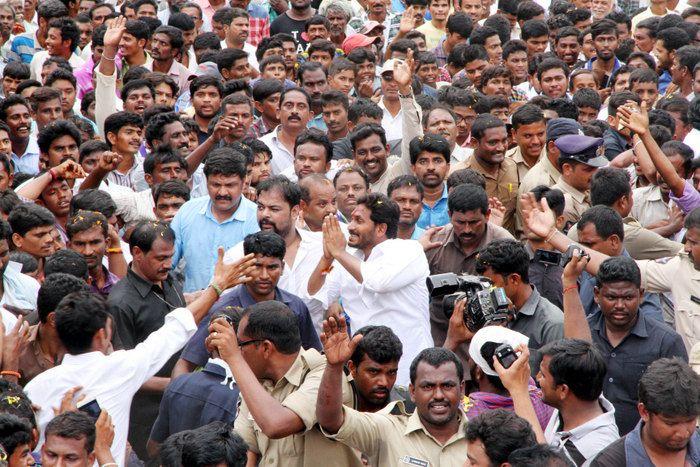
{"left": 0, "top": 371, "right": 20, "bottom": 378}
{"left": 101, "top": 53, "right": 116, "bottom": 61}
{"left": 49, "top": 168, "right": 58, "bottom": 181}
{"left": 101, "top": 464, "right": 118, "bottom": 467}
{"left": 545, "top": 227, "right": 558, "bottom": 243}
{"left": 106, "top": 248, "right": 122, "bottom": 254}
{"left": 563, "top": 285, "right": 578, "bottom": 295}
{"left": 398, "top": 90, "right": 413, "bottom": 99}
{"left": 210, "top": 282, "right": 223, "bottom": 297}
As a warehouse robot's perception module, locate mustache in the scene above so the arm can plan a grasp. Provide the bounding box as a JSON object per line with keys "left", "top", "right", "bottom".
{"left": 215, "top": 195, "right": 233, "bottom": 201}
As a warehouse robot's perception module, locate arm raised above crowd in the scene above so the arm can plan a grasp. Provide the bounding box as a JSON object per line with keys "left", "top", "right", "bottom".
{"left": 561, "top": 251, "right": 593, "bottom": 342}
{"left": 16, "top": 160, "right": 85, "bottom": 200}
{"left": 95, "top": 16, "right": 124, "bottom": 136}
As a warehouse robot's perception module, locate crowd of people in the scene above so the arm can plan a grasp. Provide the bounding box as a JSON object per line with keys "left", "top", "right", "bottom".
{"left": 0, "top": 0, "right": 695, "bottom": 464}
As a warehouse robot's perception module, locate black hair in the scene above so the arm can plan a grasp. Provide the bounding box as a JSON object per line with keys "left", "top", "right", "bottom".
{"left": 280, "top": 86, "right": 312, "bottom": 108}
{"left": 255, "top": 175, "right": 301, "bottom": 207}
{"left": 154, "top": 24, "right": 184, "bottom": 50}
{"left": 590, "top": 167, "right": 631, "bottom": 206}
{"left": 464, "top": 410, "right": 537, "bottom": 465}
{"left": 48, "top": 17, "right": 81, "bottom": 52}
{"left": 502, "top": 39, "right": 528, "bottom": 61}
{"left": 447, "top": 12, "right": 473, "bottom": 39}
{"left": 408, "top": 133, "right": 451, "bottom": 165}
{"left": 203, "top": 147, "right": 247, "bottom": 179}
{"left": 537, "top": 57, "right": 569, "bottom": 82}
{"left": 44, "top": 248, "right": 89, "bottom": 280}
{"left": 37, "top": 0, "right": 69, "bottom": 20}
{"left": 469, "top": 25, "right": 499, "bottom": 47}
{"left": 517, "top": 1, "right": 545, "bottom": 23}
{"left": 607, "top": 90, "right": 640, "bottom": 117}
{"left": 9, "top": 251, "right": 37, "bottom": 275}
{"left": 242, "top": 301, "right": 302, "bottom": 354}
{"left": 638, "top": 358, "right": 700, "bottom": 417}
{"left": 295, "top": 129, "right": 333, "bottom": 164}
{"left": 446, "top": 168, "right": 486, "bottom": 190}
{"left": 179, "top": 422, "right": 247, "bottom": 467}
{"left": 0, "top": 95, "right": 29, "bottom": 122}
{"left": 255, "top": 36, "right": 284, "bottom": 61}
{"left": 243, "top": 231, "right": 286, "bottom": 261}
{"left": 508, "top": 444, "right": 571, "bottom": 467}
{"left": 661, "top": 140, "right": 693, "bottom": 176}
{"left": 353, "top": 193, "right": 398, "bottom": 239}
{"left": 511, "top": 104, "right": 545, "bottom": 131}
{"left": 531, "top": 186, "right": 565, "bottom": 217}
{"left": 629, "top": 67, "right": 659, "bottom": 88}
{"left": 349, "top": 123, "right": 387, "bottom": 150}
{"left": 193, "top": 32, "right": 221, "bottom": 51}
{"left": 8, "top": 203, "right": 54, "bottom": 237}
{"left": 15, "top": 79, "right": 42, "bottom": 96}
{"left": 122, "top": 66, "right": 150, "bottom": 85}
{"left": 45, "top": 411, "right": 96, "bottom": 454}
{"left": 168, "top": 12, "right": 195, "bottom": 31}
{"left": 143, "top": 147, "right": 187, "bottom": 176}
{"left": 124, "top": 18, "right": 151, "bottom": 41}
{"left": 2, "top": 62, "right": 29, "bottom": 80}
{"left": 387, "top": 174, "right": 424, "bottom": 199}
{"left": 540, "top": 338, "right": 606, "bottom": 401}
{"left": 521, "top": 19, "right": 549, "bottom": 41}
{"left": 448, "top": 183, "right": 489, "bottom": 214}
{"left": 473, "top": 95, "right": 510, "bottom": 114}
{"left": 572, "top": 88, "right": 602, "bottom": 111}
{"left": 548, "top": 13, "right": 574, "bottom": 32}
{"left": 78, "top": 140, "right": 109, "bottom": 165}
{"left": 70, "top": 189, "right": 116, "bottom": 219}
{"left": 67, "top": 209, "right": 108, "bottom": 239}
{"left": 153, "top": 180, "right": 190, "bottom": 205}
{"left": 595, "top": 255, "right": 641, "bottom": 289}
{"left": 470, "top": 113, "right": 505, "bottom": 140}
{"left": 590, "top": 18, "right": 617, "bottom": 39}
{"left": 676, "top": 45, "right": 700, "bottom": 77}
{"left": 348, "top": 98, "right": 383, "bottom": 122}
{"left": 409, "top": 347, "right": 464, "bottom": 385}
{"left": 122, "top": 78, "right": 156, "bottom": 102}
{"left": 0, "top": 380, "right": 36, "bottom": 429}
{"left": 0, "top": 414, "right": 31, "bottom": 457}
{"left": 129, "top": 220, "right": 176, "bottom": 254}
{"left": 307, "top": 39, "right": 336, "bottom": 59}
{"left": 463, "top": 43, "right": 489, "bottom": 65}
{"left": 576, "top": 205, "right": 624, "bottom": 242}
{"left": 252, "top": 79, "right": 284, "bottom": 104}
{"left": 350, "top": 325, "right": 403, "bottom": 367}
{"left": 190, "top": 75, "right": 224, "bottom": 98}
{"left": 475, "top": 239, "right": 530, "bottom": 282}
{"left": 686, "top": 206, "right": 700, "bottom": 231}
{"left": 55, "top": 291, "right": 110, "bottom": 354}
{"left": 38, "top": 272, "right": 90, "bottom": 324}
{"left": 332, "top": 166, "right": 370, "bottom": 189}
{"left": 484, "top": 15, "right": 511, "bottom": 45}
{"left": 657, "top": 27, "right": 689, "bottom": 53}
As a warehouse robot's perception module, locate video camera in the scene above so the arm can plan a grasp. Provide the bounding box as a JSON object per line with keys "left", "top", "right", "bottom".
{"left": 426, "top": 273, "right": 513, "bottom": 332}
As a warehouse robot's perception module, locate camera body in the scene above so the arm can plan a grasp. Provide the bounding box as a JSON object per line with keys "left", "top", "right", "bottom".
{"left": 534, "top": 245, "right": 588, "bottom": 268}
{"left": 427, "top": 273, "right": 513, "bottom": 332}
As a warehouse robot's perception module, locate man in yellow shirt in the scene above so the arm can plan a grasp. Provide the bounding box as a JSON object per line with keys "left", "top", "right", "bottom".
{"left": 417, "top": 0, "right": 451, "bottom": 49}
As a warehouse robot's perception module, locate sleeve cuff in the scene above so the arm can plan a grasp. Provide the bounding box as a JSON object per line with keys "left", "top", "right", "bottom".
{"left": 165, "top": 307, "right": 197, "bottom": 334}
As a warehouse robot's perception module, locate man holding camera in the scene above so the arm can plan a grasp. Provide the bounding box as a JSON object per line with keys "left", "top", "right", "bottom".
{"left": 474, "top": 239, "right": 564, "bottom": 374}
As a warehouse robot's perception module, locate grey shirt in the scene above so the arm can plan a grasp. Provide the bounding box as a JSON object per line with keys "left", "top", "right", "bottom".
{"left": 509, "top": 286, "right": 564, "bottom": 376}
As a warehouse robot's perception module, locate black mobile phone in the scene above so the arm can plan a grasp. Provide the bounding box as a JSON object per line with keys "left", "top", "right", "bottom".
{"left": 495, "top": 343, "right": 518, "bottom": 370}
{"left": 77, "top": 399, "right": 101, "bottom": 421}
{"left": 534, "top": 249, "right": 562, "bottom": 265}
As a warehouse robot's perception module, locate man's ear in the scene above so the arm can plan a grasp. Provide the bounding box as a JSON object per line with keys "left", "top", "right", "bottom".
{"left": 144, "top": 172, "right": 154, "bottom": 186}
{"left": 593, "top": 285, "right": 600, "bottom": 304}
{"left": 11, "top": 232, "right": 22, "bottom": 249}
{"left": 106, "top": 131, "right": 117, "bottom": 147}
{"left": 137, "top": 38, "right": 147, "bottom": 50}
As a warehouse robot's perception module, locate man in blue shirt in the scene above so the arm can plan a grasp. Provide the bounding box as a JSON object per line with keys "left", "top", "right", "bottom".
{"left": 170, "top": 147, "right": 259, "bottom": 292}
{"left": 409, "top": 134, "right": 450, "bottom": 229}
{"left": 176, "top": 230, "right": 321, "bottom": 373}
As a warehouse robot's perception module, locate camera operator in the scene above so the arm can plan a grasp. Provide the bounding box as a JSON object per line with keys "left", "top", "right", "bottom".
{"left": 425, "top": 183, "right": 513, "bottom": 366}
{"left": 474, "top": 239, "right": 564, "bottom": 374}
{"left": 444, "top": 322, "right": 554, "bottom": 430}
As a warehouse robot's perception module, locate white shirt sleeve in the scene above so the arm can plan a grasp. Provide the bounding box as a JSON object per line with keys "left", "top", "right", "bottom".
{"left": 95, "top": 68, "right": 118, "bottom": 137}
{"left": 360, "top": 241, "right": 429, "bottom": 293}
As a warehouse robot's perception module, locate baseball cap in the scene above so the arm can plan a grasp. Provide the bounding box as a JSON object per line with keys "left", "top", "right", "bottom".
{"left": 360, "top": 20, "right": 385, "bottom": 35}
{"left": 341, "top": 34, "right": 381, "bottom": 55}
{"left": 380, "top": 58, "right": 404, "bottom": 76}
{"left": 546, "top": 117, "right": 583, "bottom": 142}
{"left": 555, "top": 134, "right": 608, "bottom": 168}
{"left": 469, "top": 326, "right": 529, "bottom": 377}
{"left": 188, "top": 61, "right": 223, "bottom": 81}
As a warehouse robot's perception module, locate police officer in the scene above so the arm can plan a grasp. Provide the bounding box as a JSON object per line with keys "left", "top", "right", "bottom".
{"left": 552, "top": 134, "right": 608, "bottom": 230}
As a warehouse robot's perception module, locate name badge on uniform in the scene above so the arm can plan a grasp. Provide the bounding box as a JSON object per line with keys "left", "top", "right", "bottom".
{"left": 398, "top": 455, "right": 429, "bottom": 466}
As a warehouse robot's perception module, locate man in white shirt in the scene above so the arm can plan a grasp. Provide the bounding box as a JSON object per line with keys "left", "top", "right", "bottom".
{"left": 25, "top": 250, "right": 255, "bottom": 466}
{"left": 29, "top": 17, "right": 85, "bottom": 81}
{"left": 308, "top": 192, "right": 433, "bottom": 385}
{"left": 224, "top": 176, "right": 327, "bottom": 331}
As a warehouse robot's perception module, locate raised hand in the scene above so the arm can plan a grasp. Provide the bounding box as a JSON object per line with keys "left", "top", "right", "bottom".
{"left": 562, "top": 247, "right": 589, "bottom": 287}
{"left": 398, "top": 6, "right": 416, "bottom": 36}
{"left": 444, "top": 298, "right": 475, "bottom": 350}
{"left": 520, "top": 193, "right": 556, "bottom": 240}
{"left": 322, "top": 215, "right": 347, "bottom": 259}
{"left": 488, "top": 197, "right": 505, "bottom": 227}
{"left": 493, "top": 343, "right": 531, "bottom": 394}
{"left": 96, "top": 151, "right": 123, "bottom": 174}
{"left": 55, "top": 159, "right": 86, "bottom": 179}
{"left": 94, "top": 410, "right": 115, "bottom": 462}
{"left": 617, "top": 100, "right": 648, "bottom": 136}
{"left": 207, "top": 317, "right": 240, "bottom": 362}
{"left": 103, "top": 16, "right": 126, "bottom": 48}
{"left": 418, "top": 226, "right": 444, "bottom": 251}
{"left": 212, "top": 249, "right": 256, "bottom": 291}
{"left": 212, "top": 116, "right": 238, "bottom": 142}
{"left": 393, "top": 49, "right": 413, "bottom": 92}
{"left": 321, "top": 316, "right": 362, "bottom": 366}
{"left": 53, "top": 386, "right": 84, "bottom": 416}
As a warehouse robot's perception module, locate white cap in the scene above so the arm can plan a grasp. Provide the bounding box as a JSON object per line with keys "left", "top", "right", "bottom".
{"left": 468, "top": 326, "right": 529, "bottom": 377}
{"left": 380, "top": 58, "right": 403, "bottom": 76}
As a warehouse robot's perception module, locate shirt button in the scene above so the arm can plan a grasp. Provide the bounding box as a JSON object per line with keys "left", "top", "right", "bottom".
{"left": 269, "top": 459, "right": 275, "bottom": 464}
{"left": 611, "top": 353, "right": 616, "bottom": 357}
{"left": 609, "top": 377, "right": 614, "bottom": 383}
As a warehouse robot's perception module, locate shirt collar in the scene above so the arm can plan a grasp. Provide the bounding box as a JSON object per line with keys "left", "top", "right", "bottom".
{"left": 404, "top": 408, "right": 468, "bottom": 445}
{"left": 518, "top": 286, "right": 540, "bottom": 316}
{"left": 280, "top": 350, "right": 308, "bottom": 388}
{"left": 556, "top": 178, "right": 588, "bottom": 204}
{"left": 126, "top": 267, "right": 174, "bottom": 299}
{"left": 589, "top": 304, "right": 649, "bottom": 339}
{"left": 61, "top": 350, "right": 105, "bottom": 365}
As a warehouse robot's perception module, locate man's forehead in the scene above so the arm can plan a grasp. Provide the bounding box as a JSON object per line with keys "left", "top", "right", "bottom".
{"left": 415, "top": 361, "right": 459, "bottom": 381}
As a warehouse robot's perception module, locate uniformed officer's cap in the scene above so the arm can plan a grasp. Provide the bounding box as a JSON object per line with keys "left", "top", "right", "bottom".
{"left": 546, "top": 118, "right": 583, "bottom": 142}
{"left": 555, "top": 134, "right": 608, "bottom": 168}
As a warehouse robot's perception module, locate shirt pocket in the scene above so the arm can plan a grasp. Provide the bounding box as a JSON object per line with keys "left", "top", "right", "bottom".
{"left": 674, "top": 298, "right": 699, "bottom": 349}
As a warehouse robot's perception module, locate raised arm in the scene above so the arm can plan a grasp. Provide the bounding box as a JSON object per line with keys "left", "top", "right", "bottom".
{"left": 316, "top": 316, "right": 363, "bottom": 434}
{"left": 561, "top": 252, "right": 593, "bottom": 342}
{"left": 394, "top": 49, "right": 421, "bottom": 176}
{"left": 78, "top": 151, "right": 123, "bottom": 191}
{"left": 17, "top": 160, "right": 85, "bottom": 200}
{"left": 96, "top": 17, "right": 124, "bottom": 136}
{"left": 618, "top": 102, "right": 685, "bottom": 198}
{"left": 184, "top": 116, "right": 239, "bottom": 177}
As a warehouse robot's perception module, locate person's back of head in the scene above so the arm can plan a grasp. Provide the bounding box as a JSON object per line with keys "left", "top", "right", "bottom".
{"left": 160, "top": 430, "right": 191, "bottom": 466}
{"left": 44, "top": 248, "right": 89, "bottom": 280}
{"left": 590, "top": 167, "right": 631, "bottom": 215}
{"left": 540, "top": 338, "right": 606, "bottom": 405}
{"left": 38, "top": 273, "right": 89, "bottom": 324}
{"left": 241, "top": 301, "right": 302, "bottom": 355}
{"left": 465, "top": 409, "right": 537, "bottom": 466}
{"left": 180, "top": 422, "right": 247, "bottom": 466}
{"left": 508, "top": 444, "right": 572, "bottom": 466}
{"left": 54, "top": 291, "right": 111, "bottom": 355}
{"left": 475, "top": 238, "right": 530, "bottom": 284}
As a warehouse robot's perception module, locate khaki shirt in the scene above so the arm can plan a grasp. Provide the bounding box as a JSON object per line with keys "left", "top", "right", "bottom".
{"left": 18, "top": 324, "right": 58, "bottom": 386}
{"left": 638, "top": 253, "right": 700, "bottom": 352}
{"left": 552, "top": 178, "right": 590, "bottom": 226}
{"left": 234, "top": 349, "right": 361, "bottom": 467}
{"left": 631, "top": 185, "right": 673, "bottom": 229}
{"left": 454, "top": 155, "right": 520, "bottom": 233}
{"left": 324, "top": 400, "right": 468, "bottom": 467}
{"left": 507, "top": 145, "right": 544, "bottom": 181}
{"left": 516, "top": 155, "right": 561, "bottom": 234}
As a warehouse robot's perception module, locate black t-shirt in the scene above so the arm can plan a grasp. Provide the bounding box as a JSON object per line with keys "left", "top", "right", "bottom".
{"left": 270, "top": 12, "right": 308, "bottom": 52}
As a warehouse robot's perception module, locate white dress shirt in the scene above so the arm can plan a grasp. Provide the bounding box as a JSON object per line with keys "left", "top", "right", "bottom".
{"left": 29, "top": 50, "right": 85, "bottom": 81}
{"left": 379, "top": 99, "right": 403, "bottom": 141}
{"left": 260, "top": 126, "right": 295, "bottom": 175}
{"left": 684, "top": 128, "right": 700, "bottom": 159}
{"left": 224, "top": 227, "right": 328, "bottom": 332}
{"left": 25, "top": 307, "right": 197, "bottom": 467}
{"left": 315, "top": 238, "right": 433, "bottom": 385}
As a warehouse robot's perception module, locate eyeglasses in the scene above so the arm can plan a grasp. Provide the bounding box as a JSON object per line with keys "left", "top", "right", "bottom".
{"left": 238, "top": 339, "right": 264, "bottom": 348}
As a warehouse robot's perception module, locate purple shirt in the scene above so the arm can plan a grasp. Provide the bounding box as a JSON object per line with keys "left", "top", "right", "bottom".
{"left": 670, "top": 180, "right": 700, "bottom": 214}
{"left": 465, "top": 380, "right": 554, "bottom": 430}
{"left": 89, "top": 266, "right": 120, "bottom": 296}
